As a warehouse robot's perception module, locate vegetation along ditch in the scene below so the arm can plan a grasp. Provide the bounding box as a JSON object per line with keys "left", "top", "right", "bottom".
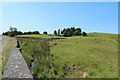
{"left": 17, "top": 38, "right": 73, "bottom": 78}
{"left": 17, "top": 33, "right": 118, "bottom": 78}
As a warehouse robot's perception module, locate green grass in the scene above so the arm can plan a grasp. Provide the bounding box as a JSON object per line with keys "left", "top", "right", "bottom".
{"left": 17, "top": 34, "right": 67, "bottom": 38}
{"left": 49, "top": 33, "right": 118, "bottom": 78}
{"left": 18, "top": 38, "right": 70, "bottom": 78}
{"left": 18, "top": 33, "right": 118, "bottom": 78}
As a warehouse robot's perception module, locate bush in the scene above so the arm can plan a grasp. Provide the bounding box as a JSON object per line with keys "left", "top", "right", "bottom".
{"left": 8, "top": 32, "right": 16, "bottom": 37}
{"left": 74, "top": 30, "right": 81, "bottom": 35}
{"left": 43, "top": 31, "right": 47, "bottom": 35}
{"left": 82, "top": 32, "right": 87, "bottom": 36}
{"left": 63, "top": 31, "right": 68, "bottom": 37}
{"left": 63, "top": 29, "right": 72, "bottom": 37}
{"left": 67, "top": 31, "right": 72, "bottom": 37}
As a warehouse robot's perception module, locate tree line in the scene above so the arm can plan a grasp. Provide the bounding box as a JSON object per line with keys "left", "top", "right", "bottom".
{"left": 54, "top": 27, "right": 87, "bottom": 37}
{"left": 2, "top": 27, "right": 40, "bottom": 37}
{"left": 2, "top": 27, "right": 87, "bottom": 37}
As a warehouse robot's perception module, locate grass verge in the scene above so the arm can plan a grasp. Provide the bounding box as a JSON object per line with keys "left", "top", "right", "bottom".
{"left": 2, "top": 37, "right": 16, "bottom": 73}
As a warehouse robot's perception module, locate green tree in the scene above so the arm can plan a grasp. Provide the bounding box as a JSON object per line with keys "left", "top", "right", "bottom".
{"left": 2, "top": 31, "right": 9, "bottom": 35}
{"left": 27, "top": 31, "right": 32, "bottom": 34}
{"left": 23, "top": 32, "right": 27, "bottom": 35}
{"left": 75, "top": 28, "right": 81, "bottom": 35}
{"left": 63, "top": 31, "right": 68, "bottom": 37}
{"left": 10, "top": 27, "right": 17, "bottom": 33}
{"left": 54, "top": 30, "right": 57, "bottom": 35}
{"left": 8, "top": 32, "right": 15, "bottom": 37}
{"left": 63, "top": 28, "right": 72, "bottom": 37}
{"left": 67, "top": 31, "right": 72, "bottom": 37}
{"left": 2, "top": 27, "right": 24, "bottom": 36}
{"left": 58, "top": 29, "right": 60, "bottom": 34}
{"left": 17, "top": 31, "right": 23, "bottom": 35}
{"left": 8, "top": 27, "right": 18, "bottom": 37}
{"left": 43, "top": 31, "right": 47, "bottom": 35}
{"left": 74, "top": 30, "right": 81, "bottom": 35}
{"left": 82, "top": 32, "right": 87, "bottom": 36}
{"left": 71, "top": 27, "right": 75, "bottom": 35}
{"left": 33, "top": 31, "right": 40, "bottom": 34}
{"left": 61, "top": 28, "right": 65, "bottom": 34}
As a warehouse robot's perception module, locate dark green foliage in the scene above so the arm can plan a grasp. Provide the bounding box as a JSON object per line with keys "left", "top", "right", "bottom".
{"left": 10, "top": 27, "right": 17, "bottom": 32}
{"left": 2, "top": 27, "right": 40, "bottom": 36}
{"left": 74, "top": 30, "right": 81, "bottom": 35}
{"left": 67, "top": 31, "right": 72, "bottom": 37}
{"left": 16, "top": 31, "right": 23, "bottom": 35}
{"left": 89, "top": 72, "right": 95, "bottom": 76}
{"left": 58, "top": 29, "right": 60, "bottom": 35}
{"left": 71, "top": 27, "right": 76, "bottom": 32}
{"left": 70, "top": 27, "right": 75, "bottom": 35}
{"left": 63, "top": 28, "right": 73, "bottom": 37}
{"left": 2, "top": 32, "right": 9, "bottom": 35}
{"left": 74, "top": 28, "right": 81, "bottom": 35}
{"left": 63, "top": 31, "right": 68, "bottom": 37}
{"left": 23, "top": 32, "right": 28, "bottom": 35}
{"left": 54, "top": 30, "right": 57, "bottom": 35}
{"left": 27, "top": 31, "right": 32, "bottom": 34}
{"left": 23, "top": 31, "right": 40, "bottom": 35}
{"left": 43, "top": 31, "right": 47, "bottom": 35}
{"left": 76, "top": 28, "right": 81, "bottom": 33}
{"left": 61, "top": 28, "right": 65, "bottom": 34}
{"left": 4, "top": 27, "right": 18, "bottom": 37}
{"left": 32, "top": 31, "right": 40, "bottom": 34}
{"left": 56, "top": 27, "right": 85, "bottom": 37}
{"left": 8, "top": 32, "right": 16, "bottom": 37}
{"left": 82, "top": 32, "right": 87, "bottom": 36}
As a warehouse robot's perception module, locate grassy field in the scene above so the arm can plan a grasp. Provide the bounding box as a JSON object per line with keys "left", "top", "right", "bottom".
{"left": 49, "top": 33, "right": 118, "bottom": 78}
{"left": 18, "top": 33, "right": 118, "bottom": 78}
{"left": 17, "top": 34, "right": 66, "bottom": 38}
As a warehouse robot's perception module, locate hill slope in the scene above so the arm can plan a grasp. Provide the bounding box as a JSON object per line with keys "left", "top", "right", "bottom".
{"left": 18, "top": 33, "right": 118, "bottom": 78}
{"left": 49, "top": 33, "right": 118, "bottom": 78}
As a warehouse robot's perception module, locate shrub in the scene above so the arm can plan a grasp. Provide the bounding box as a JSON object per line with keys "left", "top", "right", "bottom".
{"left": 8, "top": 32, "right": 16, "bottom": 37}
{"left": 82, "top": 32, "right": 87, "bottom": 36}
{"left": 74, "top": 30, "right": 81, "bottom": 35}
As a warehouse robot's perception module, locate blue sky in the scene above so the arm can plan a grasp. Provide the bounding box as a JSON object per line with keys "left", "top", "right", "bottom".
{"left": 1, "top": 2, "right": 118, "bottom": 34}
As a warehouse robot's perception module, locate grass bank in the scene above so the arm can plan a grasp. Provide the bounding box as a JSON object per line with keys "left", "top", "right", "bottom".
{"left": 18, "top": 38, "right": 70, "bottom": 78}
{"left": 18, "top": 33, "right": 118, "bottom": 78}
{"left": 49, "top": 33, "right": 118, "bottom": 78}
{"left": 17, "top": 34, "right": 66, "bottom": 38}
{"left": 2, "top": 37, "right": 16, "bottom": 73}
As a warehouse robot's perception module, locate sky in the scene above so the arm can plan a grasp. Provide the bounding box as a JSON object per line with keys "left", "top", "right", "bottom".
{"left": 0, "top": 0, "right": 119, "bottom": 2}
{"left": 0, "top": 2, "right": 118, "bottom": 34}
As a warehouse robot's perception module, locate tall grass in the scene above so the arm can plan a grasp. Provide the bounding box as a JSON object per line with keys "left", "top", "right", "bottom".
{"left": 18, "top": 38, "right": 71, "bottom": 78}
{"left": 18, "top": 33, "right": 118, "bottom": 78}
{"left": 49, "top": 33, "right": 118, "bottom": 78}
